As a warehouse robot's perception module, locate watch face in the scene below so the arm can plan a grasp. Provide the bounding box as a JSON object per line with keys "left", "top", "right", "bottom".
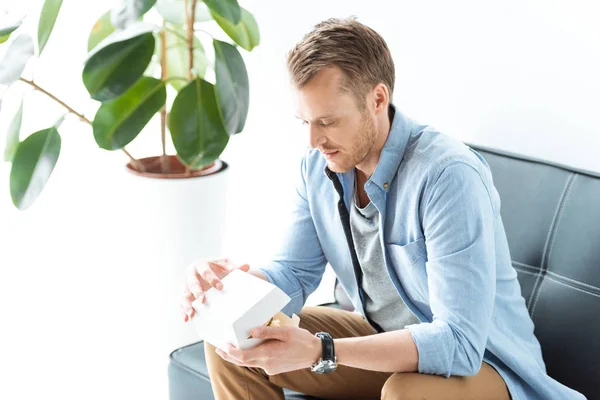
{"left": 312, "top": 359, "right": 337, "bottom": 374}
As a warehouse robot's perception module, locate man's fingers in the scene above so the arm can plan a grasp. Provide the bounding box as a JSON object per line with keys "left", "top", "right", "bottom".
{"left": 186, "top": 266, "right": 208, "bottom": 295}
{"left": 208, "top": 258, "right": 232, "bottom": 273}
{"left": 188, "top": 283, "right": 205, "bottom": 302}
{"left": 199, "top": 266, "right": 223, "bottom": 290}
{"left": 215, "top": 348, "right": 243, "bottom": 366}
{"left": 211, "top": 259, "right": 250, "bottom": 275}
{"left": 181, "top": 290, "right": 197, "bottom": 321}
{"left": 251, "top": 326, "right": 292, "bottom": 341}
{"left": 224, "top": 344, "right": 244, "bottom": 361}
{"left": 188, "top": 280, "right": 204, "bottom": 297}
{"left": 230, "top": 344, "right": 265, "bottom": 364}
{"left": 216, "top": 346, "right": 258, "bottom": 368}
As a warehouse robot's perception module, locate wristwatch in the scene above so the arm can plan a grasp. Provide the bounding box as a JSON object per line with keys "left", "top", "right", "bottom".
{"left": 311, "top": 332, "right": 337, "bottom": 374}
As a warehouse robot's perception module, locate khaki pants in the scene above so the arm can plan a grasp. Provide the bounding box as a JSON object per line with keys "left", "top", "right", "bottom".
{"left": 205, "top": 306, "right": 511, "bottom": 400}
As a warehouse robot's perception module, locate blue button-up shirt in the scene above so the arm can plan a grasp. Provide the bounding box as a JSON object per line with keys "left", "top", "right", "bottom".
{"left": 257, "top": 105, "right": 585, "bottom": 400}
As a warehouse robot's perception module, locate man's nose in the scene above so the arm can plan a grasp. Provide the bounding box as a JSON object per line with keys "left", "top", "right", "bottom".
{"left": 308, "top": 124, "right": 325, "bottom": 149}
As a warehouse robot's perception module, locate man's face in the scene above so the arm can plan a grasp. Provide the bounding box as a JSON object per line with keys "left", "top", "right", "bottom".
{"left": 294, "top": 67, "right": 378, "bottom": 173}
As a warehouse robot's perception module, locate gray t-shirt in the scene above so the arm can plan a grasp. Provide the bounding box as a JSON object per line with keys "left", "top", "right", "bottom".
{"left": 349, "top": 179, "right": 420, "bottom": 332}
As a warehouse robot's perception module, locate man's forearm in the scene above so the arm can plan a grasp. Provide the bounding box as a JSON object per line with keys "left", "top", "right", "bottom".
{"left": 335, "top": 328, "right": 419, "bottom": 373}
{"left": 249, "top": 269, "right": 269, "bottom": 282}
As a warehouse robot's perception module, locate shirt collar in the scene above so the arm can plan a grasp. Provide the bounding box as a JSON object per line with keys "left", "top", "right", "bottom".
{"left": 324, "top": 103, "right": 413, "bottom": 192}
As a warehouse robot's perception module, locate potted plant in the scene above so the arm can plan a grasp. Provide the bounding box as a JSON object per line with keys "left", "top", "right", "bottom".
{"left": 0, "top": 0, "right": 259, "bottom": 349}
{"left": 1, "top": 0, "right": 258, "bottom": 209}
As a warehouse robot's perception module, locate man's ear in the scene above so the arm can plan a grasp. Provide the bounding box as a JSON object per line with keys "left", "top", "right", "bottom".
{"left": 372, "top": 82, "right": 390, "bottom": 115}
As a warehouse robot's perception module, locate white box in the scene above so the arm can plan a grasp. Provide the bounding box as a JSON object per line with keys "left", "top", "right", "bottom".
{"left": 191, "top": 269, "right": 299, "bottom": 350}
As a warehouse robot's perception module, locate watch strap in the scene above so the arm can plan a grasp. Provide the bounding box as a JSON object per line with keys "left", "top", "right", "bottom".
{"left": 315, "top": 332, "right": 335, "bottom": 362}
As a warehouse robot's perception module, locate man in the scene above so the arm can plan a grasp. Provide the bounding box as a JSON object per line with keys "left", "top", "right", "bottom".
{"left": 181, "top": 18, "right": 585, "bottom": 400}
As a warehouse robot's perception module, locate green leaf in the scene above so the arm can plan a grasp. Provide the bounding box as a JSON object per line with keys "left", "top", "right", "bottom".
{"left": 212, "top": 8, "right": 259, "bottom": 52}
{"left": 111, "top": 0, "right": 157, "bottom": 29}
{"left": 87, "top": 11, "right": 116, "bottom": 52}
{"left": 164, "top": 26, "right": 208, "bottom": 90}
{"left": 214, "top": 40, "right": 249, "bottom": 134}
{"left": 93, "top": 76, "right": 166, "bottom": 150}
{"left": 203, "top": 0, "right": 241, "bottom": 24}
{"left": 0, "top": 34, "right": 34, "bottom": 85}
{"left": 37, "top": 0, "right": 63, "bottom": 55}
{"left": 4, "top": 97, "right": 24, "bottom": 162}
{"left": 82, "top": 23, "right": 156, "bottom": 102}
{"left": 0, "top": 20, "right": 22, "bottom": 44}
{"left": 155, "top": 0, "right": 211, "bottom": 25}
{"left": 10, "top": 127, "right": 61, "bottom": 210}
{"left": 168, "top": 78, "right": 229, "bottom": 168}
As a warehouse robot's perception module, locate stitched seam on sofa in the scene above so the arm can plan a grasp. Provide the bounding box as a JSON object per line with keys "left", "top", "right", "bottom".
{"left": 544, "top": 275, "right": 600, "bottom": 300}
{"left": 469, "top": 145, "right": 600, "bottom": 179}
{"left": 546, "top": 270, "right": 600, "bottom": 292}
{"left": 529, "top": 277, "right": 547, "bottom": 317}
{"left": 514, "top": 267, "right": 538, "bottom": 277}
{"left": 530, "top": 173, "right": 577, "bottom": 315}
{"left": 519, "top": 267, "right": 600, "bottom": 314}
{"left": 511, "top": 261, "right": 540, "bottom": 273}
{"left": 515, "top": 267, "right": 539, "bottom": 308}
{"left": 529, "top": 172, "right": 575, "bottom": 312}
{"left": 546, "top": 173, "right": 578, "bottom": 272}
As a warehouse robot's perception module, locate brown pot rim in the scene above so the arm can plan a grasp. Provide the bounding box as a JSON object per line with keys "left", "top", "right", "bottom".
{"left": 125, "top": 155, "right": 227, "bottom": 179}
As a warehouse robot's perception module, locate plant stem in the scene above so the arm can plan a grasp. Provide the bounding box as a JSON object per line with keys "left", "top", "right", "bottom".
{"left": 185, "top": 152, "right": 204, "bottom": 174}
{"left": 19, "top": 77, "right": 91, "bottom": 124}
{"left": 184, "top": 0, "right": 199, "bottom": 176}
{"left": 160, "top": 20, "right": 168, "bottom": 173}
{"left": 122, "top": 148, "right": 145, "bottom": 172}
{"left": 187, "top": 0, "right": 199, "bottom": 81}
{"left": 184, "top": 0, "right": 190, "bottom": 79}
{"left": 19, "top": 77, "right": 146, "bottom": 172}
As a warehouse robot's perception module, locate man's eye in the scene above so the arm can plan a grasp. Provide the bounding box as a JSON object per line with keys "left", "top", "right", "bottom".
{"left": 320, "top": 121, "right": 335, "bottom": 127}
{"left": 301, "top": 120, "right": 309, "bottom": 126}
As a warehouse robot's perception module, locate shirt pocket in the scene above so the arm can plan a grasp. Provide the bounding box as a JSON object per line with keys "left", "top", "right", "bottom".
{"left": 385, "top": 238, "right": 429, "bottom": 301}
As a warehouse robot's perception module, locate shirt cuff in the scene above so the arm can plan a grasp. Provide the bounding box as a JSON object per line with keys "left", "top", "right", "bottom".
{"left": 406, "top": 319, "right": 454, "bottom": 377}
{"left": 254, "top": 265, "right": 304, "bottom": 316}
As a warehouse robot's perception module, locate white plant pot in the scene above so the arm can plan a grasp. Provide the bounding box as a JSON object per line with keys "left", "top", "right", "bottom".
{"left": 123, "top": 157, "right": 230, "bottom": 353}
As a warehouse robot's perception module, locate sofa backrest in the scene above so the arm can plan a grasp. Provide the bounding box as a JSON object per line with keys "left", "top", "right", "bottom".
{"left": 469, "top": 144, "right": 600, "bottom": 399}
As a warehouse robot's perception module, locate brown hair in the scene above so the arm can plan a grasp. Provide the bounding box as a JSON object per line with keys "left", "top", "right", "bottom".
{"left": 287, "top": 17, "right": 395, "bottom": 109}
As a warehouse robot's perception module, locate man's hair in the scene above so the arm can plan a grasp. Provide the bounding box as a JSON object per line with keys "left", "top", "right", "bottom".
{"left": 287, "top": 17, "right": 395, "bottom": 110}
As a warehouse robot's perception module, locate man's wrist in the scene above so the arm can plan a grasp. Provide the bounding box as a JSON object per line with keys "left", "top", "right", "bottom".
{"left": 333, "top": 337, "right": 356, "bottom": 367}
{"left": 333, "top": 338, "right": 344, "bottom": 365}
{"left": 308, "top": 334, "right": 322, "bottom": 367}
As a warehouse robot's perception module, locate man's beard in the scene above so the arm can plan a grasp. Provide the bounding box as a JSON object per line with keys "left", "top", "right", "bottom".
{"left": 327, "top": 113, "right": 377, "bottom": 173}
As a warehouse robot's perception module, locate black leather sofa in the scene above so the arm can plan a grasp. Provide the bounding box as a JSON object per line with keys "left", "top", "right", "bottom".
{"left": 168, "top": 144, "right": 599, "bottom": 399}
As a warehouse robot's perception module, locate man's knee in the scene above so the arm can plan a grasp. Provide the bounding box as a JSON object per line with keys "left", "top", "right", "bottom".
{"left": 381, "top": 373, "right": 421, "bottom": 400}
{"left": 204, "top": 341, "right": 235, "bottom": 374}
{"left": 203, "top": 341, "right": 221, "bottom": 370}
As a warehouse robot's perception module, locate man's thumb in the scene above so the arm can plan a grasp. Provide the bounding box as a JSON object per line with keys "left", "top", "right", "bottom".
{"left": 238, "top": 264, "right": 250, "bottom": 272}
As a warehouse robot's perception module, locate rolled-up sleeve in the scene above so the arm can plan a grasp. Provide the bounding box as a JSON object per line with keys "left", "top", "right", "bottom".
{"left": 405, "top": 161, "right": 497, "bottom": 377}
{"left": 255, "top": 155, "right": 327, "bottom": 316}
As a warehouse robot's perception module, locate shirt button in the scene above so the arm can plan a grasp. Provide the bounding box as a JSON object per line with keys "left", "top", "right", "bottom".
{"left": 383, "top": 182, "right": 389, "bottom": 190}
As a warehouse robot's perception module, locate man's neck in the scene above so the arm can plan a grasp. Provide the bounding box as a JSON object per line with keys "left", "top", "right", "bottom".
{"left": 355, "top": 105, "right": 394, "bottom": 181}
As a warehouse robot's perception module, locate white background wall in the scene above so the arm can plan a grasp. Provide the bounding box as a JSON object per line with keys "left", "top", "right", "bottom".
{"left": 1, "top": 0, "right": 599, "bottom": 399}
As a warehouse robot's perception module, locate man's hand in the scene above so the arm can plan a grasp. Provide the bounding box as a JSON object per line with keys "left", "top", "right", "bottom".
{"left": 180, "top": 258, "right": 250, "bottom": 322}
{"left": 215, "top": 326, "right": 322, "bottom": 375}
